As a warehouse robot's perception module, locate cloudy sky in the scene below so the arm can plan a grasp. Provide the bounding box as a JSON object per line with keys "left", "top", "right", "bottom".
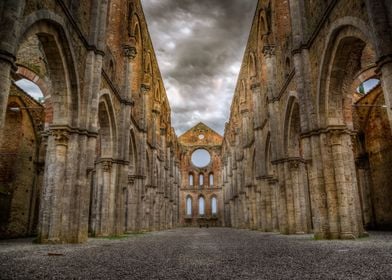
{"left": 141, "top": 0, "right": 256, "bottom": 135}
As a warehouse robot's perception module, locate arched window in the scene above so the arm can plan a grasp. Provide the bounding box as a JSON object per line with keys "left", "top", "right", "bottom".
{"left": 199, "top": 173, "right": 204, "bottom": 187}
{"left": 189, "top": 173, "right": 194, "bottom": 187}
{"left": 258, "top": 10, "right": 269, "bottom": 38}
{"left": 199, "top": 196, "right": 205, "bottom": 215}
{"left": 240, "top": 80, "right": 247, "bottom": 104}
{"left": 356, "top": 78, "right": 380, "bottom": 95}
{"left": 248, "top": 53, "right": 256, "bottom": 77}
{"left": 133, "top": 22, "right": 140, "bottom": 42}
{"left": 209, "top": 173, "right": 214, "bottom": 187}
{"left": 186, "top": 196, "right": 192, "bottom": 216}
{"left": 154, "top": 87, "right": 160, "bottom": 101}
{"left": 211, "top": 197, "right": 217, "bottom": 215}
{"left": 15, "top": 78, "right": 44, "bottom": 103}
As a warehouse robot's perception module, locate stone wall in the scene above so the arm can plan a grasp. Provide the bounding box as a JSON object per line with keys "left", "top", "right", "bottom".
{"left": 222, "top": 0, "right": 392, "bottom": 238}
{"left": 0, "top": 0, "right": 181, "bottom": 242}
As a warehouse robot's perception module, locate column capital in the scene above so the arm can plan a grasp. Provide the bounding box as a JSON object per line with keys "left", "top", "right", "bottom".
{"left": 328, "top": 129, "right": 347, "bottom": 146}
{"left": 141, "top": 83, "right": 151, "bottom": 93}
{"left": 262, "top": 45, "right": 276, "bottom": 57}
{"left": 50, "top": 128, "right": 69, "bottom": 146}
{"left": 288, "top": 161, "right": 300, "bottom": 170}
{"left": 250, "top": 81, "right": 261, "bottom": 91}
{"left": 128, "top": 175, "right": 135, "bottom": 184}
{"left": 123, "top": 45, "right": 137, "bottom": 59}
{"left": 102, "top": 160, "right": 112, "bottom": 172}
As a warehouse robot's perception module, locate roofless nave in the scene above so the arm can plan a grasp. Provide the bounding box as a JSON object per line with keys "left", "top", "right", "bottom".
{"left": 0, "top": 0, "right": 391, "bottom": 243}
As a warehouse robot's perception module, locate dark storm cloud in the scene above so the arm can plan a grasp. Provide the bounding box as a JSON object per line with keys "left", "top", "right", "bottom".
{"left": 141, "top": 0, "right": 256, "bottom": 135}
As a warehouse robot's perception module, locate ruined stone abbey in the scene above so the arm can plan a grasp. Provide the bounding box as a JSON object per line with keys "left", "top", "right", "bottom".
{"left": 0, "top": 0, "right": 391, "bottom": 243}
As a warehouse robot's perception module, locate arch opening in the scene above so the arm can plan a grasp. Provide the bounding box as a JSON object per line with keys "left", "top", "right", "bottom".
{"left": 199, "top": 196, "right": 205, "bottom": 216}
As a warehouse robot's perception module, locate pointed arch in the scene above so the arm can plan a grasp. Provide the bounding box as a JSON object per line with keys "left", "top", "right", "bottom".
{"left": 317, "top": 18, "right": 378, "bottom": 128}
{"left": 132, "top": 15, "right": 142, "bottom": 46}
{"left": 265, "top": 132, "right": 275, "bottom": 177}
{"left": 240, "top": 80, "right": 247, "bottom": 104}
{"left": 248, "top": 52, "right": 256, "bottom": 77}
{"left": 283, "top": 94, "right": 301, "bottom": 157}
{"left": 18, "top": 11, "right": 80, "bottom": 126}
{"left": 154, "top": 80, "right": 161, "bottom": 101}
{"left": 258, "top": 7, "right": 269, "bottom": 40}
{"left": 188, "top": 172, "right": 194, "bottom": 187}
{"left": 198, "top": 195, "right": 205, "bottom": 216}
{"left": 211, "top": 195, "right": 218, "bottom": 215}
{"left": 144, "top": 51, "right": 153, "bottom": 75}
{"left": 209, "top": 172, "right": 214, "bottom": 187}
{"left": 97, "top": 91, "right": 118, "bottom": 158}
{"left": 128, "top": 128, "right": 138, "bottom": 174}
{"left": 186, "top": 195, "right": 193, "bottom": 216}
{"left": 199, "top": 173, "right": 204, "bottom": 187}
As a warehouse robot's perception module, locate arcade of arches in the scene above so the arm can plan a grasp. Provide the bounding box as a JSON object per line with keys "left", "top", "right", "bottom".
{"left": 0, "top": 0, "right": 391, "bottom": 243}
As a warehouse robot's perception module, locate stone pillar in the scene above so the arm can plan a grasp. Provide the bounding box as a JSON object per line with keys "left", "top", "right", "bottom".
{"left": 269, "top": 179, "right": 280, "bottom": 232}
{"left": 355, "top": 157, "right": 374, "bottom": 228}
{"left": 277, "top": 163, "right": 288, "bottom": 234}
{"left": 283, "top": 162, "right": 295, "bottom": 234}
{"left": 249, "top": 186, "right": 258, "bottom": 229}
{"left": 365, "top": 0, "right": 392, "bottom": 131}
{"left": 378, "top": 61, "right": 392, "bottom": 131}
{"left": 38, "top": 129, "right": 68, "bottom": 243}
{"left": 307, "top": 134, "right": 329, "bottom": 239}
{"left": 265, "top": 180, "right": 273, "bottom": 232}
{"left": 125, "top": 175, "right": 139, "bottom": 232}
{"left": 0, "top": 0, "right": 25, "bottom": 129}
{"left": 254, "top": 182, "right": 262, "bottom": 229}
{"left": 329, "top": 130, "right": 364, "bottom": 239}
{"left": 259, "top": 179, "right": 267, "bottom": 231}
{"left": 104, "top": 160, "right": 114, "bottom": 235}
{"left": 288, "top": 160, "right": 308, "bottom": 234}
{"left": 229, "top": 199, "right": 234, "bottom": 227}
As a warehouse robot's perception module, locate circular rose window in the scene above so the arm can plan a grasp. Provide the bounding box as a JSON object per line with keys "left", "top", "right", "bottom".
{"left": 191, "top": 149, "right": 211, "bottom": 168}
{"left": 198, "top": 134, "right": 205, "bottom": 140}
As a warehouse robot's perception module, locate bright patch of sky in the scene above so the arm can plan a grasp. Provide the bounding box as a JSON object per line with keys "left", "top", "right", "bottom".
{"left": 15, "top": 79, "right": 44, "bottom": 102}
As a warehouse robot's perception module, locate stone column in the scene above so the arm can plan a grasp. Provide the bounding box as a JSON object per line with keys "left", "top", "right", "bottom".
{"left": 277, "top": 163, "right": 288, "bottom": 234}
{"left": 259, "top": 179, "right": 267, "bottom": 231}
{"left": 355, "top": 157, "right": 374, "bottom": 228}
{"left": 105, "top": 160, "right": 115, "bottom": 235}
{"left": 269, "top": 178, "right": 280, "bottom": 232}
{"left": 0, "top": 0, "right": 25, "bottom": 129}
{"left": 254, "top": 182, "right": 262, "bottom": 229}
{"left": 125, "top": 175, "right": 138, "bottom": 232}
{"left": 365, "top": 0, "right": 392, "bottom": 131}
{"left": 307, "top": 134, "right": 329, "bottom": 239}
{"left": 250, "top": 186, "right": 258, "bottom": 229}
{"left": 329, "top": 130, "right": 364, "bottom": 239}
{"left": 38, "top": 128, "right": 69, "bottom": 243}
{"left": 289, "top": 160, "right": 308, "bottom": 234}
{"left": 229, "top": 199, "right": 234, "bottom": 227}
{"left": 282, "top": 162, "right": 295, "bottom": 234}
{"left": 265, "top": 179, "right": 273, "bottom": 232}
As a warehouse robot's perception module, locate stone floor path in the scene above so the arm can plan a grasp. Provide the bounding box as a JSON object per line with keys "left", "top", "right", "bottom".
{"left": 0, "top": 228, "right": 391, "bottom": 279}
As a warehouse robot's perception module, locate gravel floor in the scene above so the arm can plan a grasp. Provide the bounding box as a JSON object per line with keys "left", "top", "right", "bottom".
{"left": 0, "top": 228, "right": 391, "bottom": 280}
